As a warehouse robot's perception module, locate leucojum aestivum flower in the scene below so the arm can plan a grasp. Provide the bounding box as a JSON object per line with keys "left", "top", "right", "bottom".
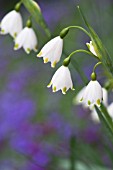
{"left": 1, "top": 0, "right": 113, "bottom": 150}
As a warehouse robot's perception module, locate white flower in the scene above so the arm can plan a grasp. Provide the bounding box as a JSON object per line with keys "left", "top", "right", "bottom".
{"left": 14, "top": 27, "right": 38, "bottom": 54}
{"left": 0, "top": 10, "right": 23, "bottom": 38}
{"left": 37, "top": 36, "right": 63, "bottom": 68}
{"left": 86, "top": 41, "right": 97, "bottom": 56}
{"left": 73, "top": 86, "right": 86, "bottom": 105}
{"left": 81, "top": 80, "right": 103, "bottom": 106}
{"left": 90, "top": 88, "right": 108, "bottom": 123}
{"left": 47, "top": 65, "right": 74, "bottom": 94}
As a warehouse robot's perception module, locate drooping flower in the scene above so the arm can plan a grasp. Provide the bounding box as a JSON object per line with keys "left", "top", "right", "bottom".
{"left": 81, "top": 80, "right": 103, "bottom": 107}
{"left": 37, "top": 36, "right": 63, "bottom": 68}
{"left": 14, "top": 27, "right": 38, "bottom": 54}
{"left": 47, "top": 65, "right": 74, "bottom": 94}
{"left": 0, "top": 10, "right": 23, "bottom": 38}
{"left": 86, "top": 41, "right": 97, "bottom": 56}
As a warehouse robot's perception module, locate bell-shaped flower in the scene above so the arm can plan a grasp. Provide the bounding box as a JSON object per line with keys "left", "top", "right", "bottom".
{"left": 47, "top": 65, "right": 74, "bottom": 94}
{"left": 37, "top": 36, "right": 63, "bottom": 68}
{"left": 81, "top": 80, "right": 103, "bottom": 107}
{"left": 86, "top": 41, "right": 97, "bottom": 56}
{"left": 14, "top": 27, "right": 38, "bottom": 54}
{"left": 0, "top": 10, "right": 23, "bottom": 38}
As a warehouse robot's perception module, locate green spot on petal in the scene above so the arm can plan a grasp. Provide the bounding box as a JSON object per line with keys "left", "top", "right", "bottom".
{"left": 52, "top": 61, "right": 57, "bottom": 68}
{"left": 1, "top": 29, "right": 5, "bottom": 33}
{"left": 26, "top": 48, "right": 31, "bottom": 54}
{"left": 88, "top": 100, "right": 91, "bottom": 105}
{"left": 34, "top": 45, "right": 38, "bottom": 52}
{"left": 97, "top": 99, "right": 101, "bottom": 105}
{"left": 37, "top": 51, "right": 42, "bottom": 57}
{"left": 62, "top": 87, "right": 67, "bottom": 94}
{"left": 47, "top": 81, "right": 52, "bottom": 88}
{"left": 14, "top": 43, "right": 19, "bottom": 49}
{"left": 80, "top": 97, "right": 83, "bottom": 102}
{"left": 14, "top": 32, "right": 17, "bottom": 38}
{"left": 53, "top": 86, "right": 56, "bottom": 92}
{"left": 44, "top": 58, "right": 48, "bottom": 63}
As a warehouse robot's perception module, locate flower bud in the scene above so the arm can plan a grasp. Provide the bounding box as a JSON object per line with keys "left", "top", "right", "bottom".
{"left": 91, "top": 72, "right": 97, "bottom": 81}
{"left": 63, "top": 57, "right": 70, "bottom": 67}
{"left": 60, "top": 28, "right": 69, "bottom": 39}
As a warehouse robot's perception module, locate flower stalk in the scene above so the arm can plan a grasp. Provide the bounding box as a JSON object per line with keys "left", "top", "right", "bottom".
{"left": 22, "top": 0, "right": 51, "bottom": 38}
{"left": 77, "top": 6, "right": 113, "bottom": 77}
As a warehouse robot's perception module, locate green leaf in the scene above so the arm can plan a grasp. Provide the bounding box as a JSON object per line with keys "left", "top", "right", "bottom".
{"left": 70, "top": 136, "right": 76, "bottom": 170}
{"left": 100, "top": 103, "right": 113, "bottom": 130}
{"left": 22, "top": 0, "right": 51, "bottom": 38}
{"left": 77, "top": 6, "right": 113, "bottom": 77}
{"left": 94, "top": 105, "right": 113, "bottom": 142}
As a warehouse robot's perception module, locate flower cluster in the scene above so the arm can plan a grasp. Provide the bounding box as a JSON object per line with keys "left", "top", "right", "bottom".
{"left": 0, "top": 3, "right": 38, "bottom": 54}
{"left": 74, "top": 83, "right": 113, "bottom": 123}
{"left": 1, "top": 1, "right": 112, "bottom": 116}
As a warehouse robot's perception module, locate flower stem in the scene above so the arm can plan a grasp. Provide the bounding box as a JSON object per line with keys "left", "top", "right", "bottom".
{"left": 66, "top": 26, "right": 91, "bottom": 37}
{"left": 70, "top": 136, "right": 76, "bottom": 170}
{"left": 93, "top": 62, "right": 102, "bottom": 72}
{"left": 63, "top": 51, "right": 88, "bottom": 85}
{"left": 68, "top": 49, "right": 98, "bottom": 60}
{"left": 22, "top": 0, "right": 51, "bottom": 38}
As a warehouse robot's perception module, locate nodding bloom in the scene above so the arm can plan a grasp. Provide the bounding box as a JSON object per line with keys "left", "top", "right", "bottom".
{"left": 37, "top": 36, "right": 63, "bottom": 68}
{"left": 14, "top": 27, "right": 38, "bottom": 54}
{"left": 86, "top": 41, "right": 97, "bottom": 56}
{"left": 0, "top": 10, "right": 23, "bottom": 38}
{"left": 47, "top": 65, "right": 74, "bottom": 94}
{"left": 81, "top": 80, "right": 103, "bottom": 107}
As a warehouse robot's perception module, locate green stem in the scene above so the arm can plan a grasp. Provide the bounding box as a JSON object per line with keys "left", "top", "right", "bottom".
{"left": 67, "top": 49, "right": 99, "bottom": 84}
{"left": 68, "top": 49, "right": 97, "bottom": 60}
{"left": 63, "top": 51, "right": 88, "bottom": 85}
{"left": 66, "top": 26, "right": 91, "bottom": 37}
{"left": 93, "top": 62, "right": 102, "bottom": 72}
{"left": 70, "top": 136, "right": 76, "bottom": 170}
{"left": 22, "top": 0, "right": 51, "bottom": 38}
{"left": 100, "top": 103, "right": 113, "bottom": 133}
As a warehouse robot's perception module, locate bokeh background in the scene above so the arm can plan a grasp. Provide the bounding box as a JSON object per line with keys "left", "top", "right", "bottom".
{"left": 0, "top": 0, "right": 113, "bottom": 169}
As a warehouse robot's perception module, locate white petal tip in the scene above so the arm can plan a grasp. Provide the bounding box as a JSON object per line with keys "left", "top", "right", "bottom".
{"left": 72, "top": 87, "right": 75, "bottom": 91}
{"left": 62, "top": 91, "right": 66, "bottom": 95}
{"left": 51, "top": 61, "right": 57, "bottom": 68}
{"left": 44, "top": 58, "right": 49, "bottom": 63}
{"left": 37, "top": 51, "right": 42, "bottom": 57}
{"left": 34, "top": 45, "right": 38, "bottom": 52}
{"left": 0, "top": 29, "right": 5, "bottom": 34}
{"left": 47, "top": 81, "right": 52, "bottom": 88}
{"left": 25, "top": 48, "right": 31, "bottom": 54}
{"left": 14, "top": 44, "right": 19, "bottom": 50}
{"left": 80, "top": 97, "right": 83, "bottom": 102}
{"left": 52, "top": 86, "right": 56, "bottom": 92}
{"left": 96, "top": 99, "right": 101, "bottom": 106}
{"left": 62, "top": 87, "right": 67, "bottom": 95}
